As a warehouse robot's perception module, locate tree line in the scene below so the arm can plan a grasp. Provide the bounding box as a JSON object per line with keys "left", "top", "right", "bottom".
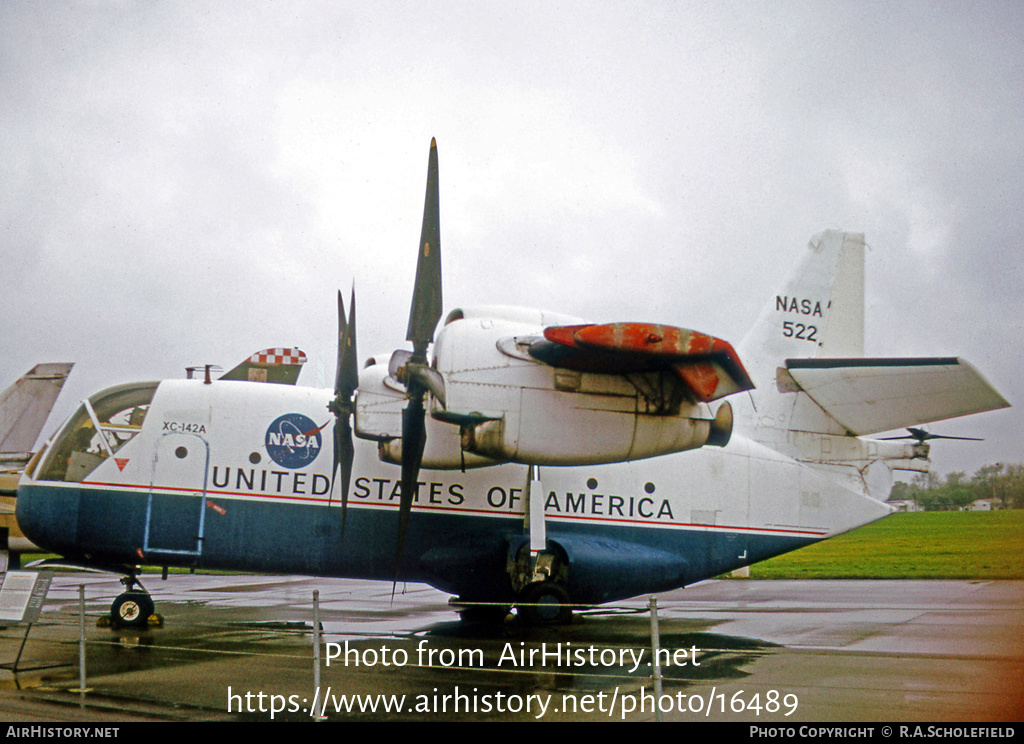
{"left": 889, "top": 463, "right": 1024, "bottom": 511}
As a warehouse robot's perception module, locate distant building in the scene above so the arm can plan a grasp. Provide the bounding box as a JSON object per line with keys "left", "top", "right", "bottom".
{"left": 966, "top": 499, "right": 994, "bottom": 511}
{"left": 889, "top": 500, "right": 923, "bottom": 513}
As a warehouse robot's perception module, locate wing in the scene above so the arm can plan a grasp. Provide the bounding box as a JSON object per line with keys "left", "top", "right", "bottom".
{"left": 784, "top": 357, "right": 1010, "bottom": 436}
{"left": 219, "top": 348, "right": 307, "bottom": 385}
{"left": 527, "top": 322, "right": 754, "bottom": 402}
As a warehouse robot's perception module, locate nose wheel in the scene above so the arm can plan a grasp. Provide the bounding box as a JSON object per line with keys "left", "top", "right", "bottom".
{"left": 110, "top": 574, "right": 155, "bottom": 628}
{"left": 110, "top": 590, "right": 154, "bottom": 628}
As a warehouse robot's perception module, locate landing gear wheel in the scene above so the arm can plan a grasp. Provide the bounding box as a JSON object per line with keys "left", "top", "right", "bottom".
{"left": 111, "top": 591, "right": 154, "bottom": 628}
{"left": 518, "top": 581, "right": 572, "bottom": 625}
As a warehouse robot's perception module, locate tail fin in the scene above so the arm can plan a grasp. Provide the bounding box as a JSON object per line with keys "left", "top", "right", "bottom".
{"left": 737, "top": 231, "right": 864, "bottom": 434}
{"left": 737, "top": 231, "right": 1008, "bottom": 439}
{"left": 219, "top": 348, "right": 307, "bottom": 385}
{"left": 0, "top": 363, "right": 74, "bottom": 458}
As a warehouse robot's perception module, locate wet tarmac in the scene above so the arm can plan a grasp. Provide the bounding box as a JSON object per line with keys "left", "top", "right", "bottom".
{"left": 0, "top": 574, "right": 1021, "bottom": 722}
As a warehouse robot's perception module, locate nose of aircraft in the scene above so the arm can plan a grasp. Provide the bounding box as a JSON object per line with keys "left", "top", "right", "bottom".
{"left": 15, "top": 480, "right": 77, "bottom": 558}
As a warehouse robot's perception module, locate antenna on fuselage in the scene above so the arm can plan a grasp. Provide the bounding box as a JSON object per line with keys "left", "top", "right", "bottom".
{"left": 186, "top": 365, "right": 223, "bottom": 384}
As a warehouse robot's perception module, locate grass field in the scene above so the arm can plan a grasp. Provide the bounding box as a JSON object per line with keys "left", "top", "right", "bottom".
{"left": 747, "top": 509, "right": 1024, "bottom": 580}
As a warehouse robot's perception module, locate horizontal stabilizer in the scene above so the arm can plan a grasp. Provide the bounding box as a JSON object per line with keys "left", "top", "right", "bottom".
{"left": 219, "top": 348, "right": 307, "bottom": 385}
{"left": 785, "top": 357, "right": 1010, "bottom": 436}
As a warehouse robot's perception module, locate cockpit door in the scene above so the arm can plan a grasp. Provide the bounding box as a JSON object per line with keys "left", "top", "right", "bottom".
{"left": 143, "top": 432, "right": 209, "bottom": 558}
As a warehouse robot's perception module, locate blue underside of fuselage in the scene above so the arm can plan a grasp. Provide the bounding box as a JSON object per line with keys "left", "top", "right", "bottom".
{"left": 16, "top": 483, "right": 816, "bottom": 605}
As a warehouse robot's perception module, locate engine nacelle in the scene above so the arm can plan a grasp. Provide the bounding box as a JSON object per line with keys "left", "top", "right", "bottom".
{"left": 354, "top": 307, "right": 736, "bottom": 469}
{"left": 460, "top": 406, "right": 715, "bottom": 466}
{"left": 433, "top": 308, "right": 731, "bottom": 466}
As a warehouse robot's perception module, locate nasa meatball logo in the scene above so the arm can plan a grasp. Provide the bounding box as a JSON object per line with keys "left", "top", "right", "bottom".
{"left": 265, "top": 413, "right": 323, "bottom": 469}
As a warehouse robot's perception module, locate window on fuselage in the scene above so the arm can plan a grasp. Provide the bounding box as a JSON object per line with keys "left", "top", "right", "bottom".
{"left": 37, "top": 382, "right": 158, "bottom": 483}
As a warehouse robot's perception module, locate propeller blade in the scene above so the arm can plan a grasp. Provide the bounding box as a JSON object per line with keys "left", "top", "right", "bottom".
{"left": 406, "top": 138, "right": 442, "bottom": 352}
{"left": 396, "top": 389, "right": 427, "bottom": 576}
{"left": 330, "top": 288, "right": 358, "bottom": 537}
{"left": 337, "top": 288, "right": 358, "bottom": 397}
{"left": 392, "top": 139, "right": 443, "bottom": 581}
{"left": 333, "top": 413, "right": 355, "bottom": 524}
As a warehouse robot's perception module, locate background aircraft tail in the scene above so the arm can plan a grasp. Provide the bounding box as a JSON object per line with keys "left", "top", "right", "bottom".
{"left": 0, "top": 362, "right": 74, "bottom": 460}
{"left": 218, "top": 348, "right": 307, "bottom": 385}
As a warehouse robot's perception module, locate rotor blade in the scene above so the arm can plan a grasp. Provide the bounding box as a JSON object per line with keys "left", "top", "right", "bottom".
{"left": 406, "top": 139, "right": 442, "bottom": 351}
{"left": 878, "top": 427, "right": 984, "bottom": 442}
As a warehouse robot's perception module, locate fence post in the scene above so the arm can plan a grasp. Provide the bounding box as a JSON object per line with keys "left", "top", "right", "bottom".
{"left": 77, "top": 584, "right": 87, "bottom": 699}
{"left": 649, "top": 595, "right": 663, "bottom": 722}
{"left": 313, "top": 589, "right": 324, "bottom": 720}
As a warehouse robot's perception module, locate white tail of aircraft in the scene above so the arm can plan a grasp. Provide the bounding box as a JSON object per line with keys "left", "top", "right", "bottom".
{"left": 735, "top": 230, "right": 1007, "bottom": 500}
{"left": 738, "top": 231, "right": 865, "bottom": 436}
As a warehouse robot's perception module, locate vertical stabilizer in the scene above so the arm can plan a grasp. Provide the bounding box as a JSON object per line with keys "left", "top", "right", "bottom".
{"left": 219, "top": 348, "right": 307, "bottom": 385}
{"left": 818, "top": 232, "right": 864, "bottom": 358}
{"left": 0, "top": 363, "right": 75, "bottom": 456}
{"left": 737, "top": 231, "right": 864, "bottom": 434}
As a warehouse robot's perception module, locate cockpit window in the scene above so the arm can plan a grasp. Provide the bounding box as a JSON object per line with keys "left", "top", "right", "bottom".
{"left": 37, "top": 382, "right": 159, "bottom": 482}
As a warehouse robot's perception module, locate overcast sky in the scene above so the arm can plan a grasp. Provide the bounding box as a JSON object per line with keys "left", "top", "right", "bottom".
{"left": 2, "top": 1, "right": 1021, "bottom": 478}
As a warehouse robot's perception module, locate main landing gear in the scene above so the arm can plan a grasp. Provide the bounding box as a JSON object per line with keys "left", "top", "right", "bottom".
{"left": 518, "top": 579, "right": 573, "bottom": 625}
{"left": 453, "top": 546, "right": 575, "bottom": 626}
{"left": 109, "top": 574, "right": 156, "bottom": 629}
{"left": 511, "top": 546, "right": 574, "bottom": 626}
